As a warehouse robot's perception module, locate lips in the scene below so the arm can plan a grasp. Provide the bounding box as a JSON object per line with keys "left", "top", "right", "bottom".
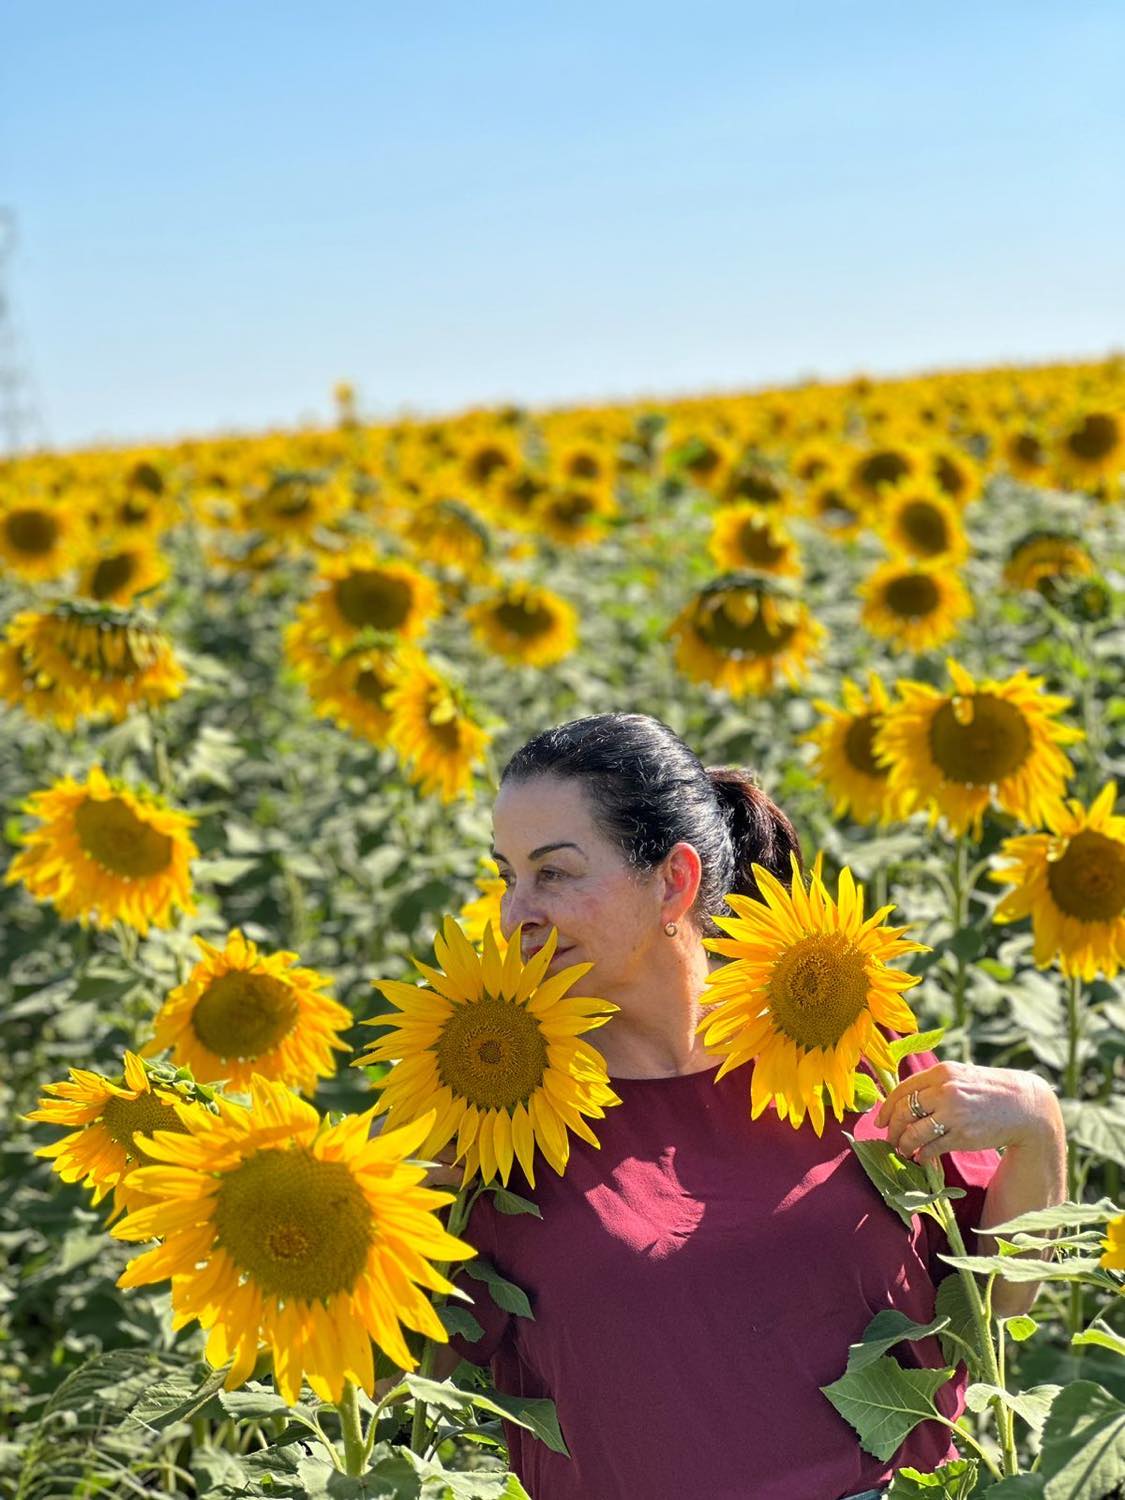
{"left": 524, "top": 943, "right": 572, "bottom": 964}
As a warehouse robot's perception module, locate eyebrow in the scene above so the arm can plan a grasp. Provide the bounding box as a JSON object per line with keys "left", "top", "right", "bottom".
{"left": 491, "top": 841, "right": 586, "bottom": 865}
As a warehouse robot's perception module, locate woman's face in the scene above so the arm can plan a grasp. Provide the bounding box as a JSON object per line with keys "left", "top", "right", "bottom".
{"left": 491, "top": 775, "right": 666, "bottom": 992}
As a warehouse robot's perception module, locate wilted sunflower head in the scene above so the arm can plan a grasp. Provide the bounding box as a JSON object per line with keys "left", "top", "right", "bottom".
{"left": 669, "top": 574, "right": 825, "bottom": 696}
{"left": 1003, "top": 529, "right": 1096, "bottom": 601}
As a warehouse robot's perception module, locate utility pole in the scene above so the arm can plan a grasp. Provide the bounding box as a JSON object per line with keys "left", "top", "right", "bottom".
{"left": 0, "top": 209, "right": 48, "bottom": 457}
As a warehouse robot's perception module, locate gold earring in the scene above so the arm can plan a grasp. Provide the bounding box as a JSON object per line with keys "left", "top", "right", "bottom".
{"left": 664, "top": 921, "right": 678, "bottom": 937}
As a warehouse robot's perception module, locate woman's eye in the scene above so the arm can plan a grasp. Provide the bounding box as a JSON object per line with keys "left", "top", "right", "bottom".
{"left": 538, "top": 867, "right": 567, "bottom": 882}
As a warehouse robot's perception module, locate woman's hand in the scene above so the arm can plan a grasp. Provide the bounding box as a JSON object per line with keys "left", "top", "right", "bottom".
{"left": 875, "top": 1060, "right": 1061, "bottom": 1165}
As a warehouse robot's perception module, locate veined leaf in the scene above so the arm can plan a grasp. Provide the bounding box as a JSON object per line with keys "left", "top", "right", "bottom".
{"left": 1037, "top": 1380, "right": 1125, "bottom": 1499}
{"left": 964, "top": 1381, "right": 1060, "bottom": 1434}
{"left": 820, "top": 1355, "right": 956, "bottom": 1461}
{"left": 885, "top": 1458, "right": 978, "bottom": 1497}
{"left": 845, "top": 1309, "right": 951, "bottom": 1372}
{"left": 1072, "top": 1317, "right": 1125, "bottom": 1358}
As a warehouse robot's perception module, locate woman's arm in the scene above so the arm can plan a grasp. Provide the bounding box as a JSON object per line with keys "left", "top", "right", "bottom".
{"left": 976, "top": 1093, "right": 1067, "bottom": 1317}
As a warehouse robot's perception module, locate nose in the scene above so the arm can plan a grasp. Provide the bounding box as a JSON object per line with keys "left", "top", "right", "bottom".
{"left": 500, "top": 883, "right": 549, "bottom": 941}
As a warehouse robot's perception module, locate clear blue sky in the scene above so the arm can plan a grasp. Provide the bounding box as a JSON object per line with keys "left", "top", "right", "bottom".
{"left": 4, "top": 2, "right": 1124, "bottom": 451}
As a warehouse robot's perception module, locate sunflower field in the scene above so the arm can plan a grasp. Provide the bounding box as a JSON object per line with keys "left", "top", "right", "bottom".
{"left": 2, "top": 359, "right": 1125, "bottom": 1498}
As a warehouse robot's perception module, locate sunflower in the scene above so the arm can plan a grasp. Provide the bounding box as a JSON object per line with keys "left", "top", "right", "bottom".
{"left": 789, "top": 440, "right": 837, "bottom": 486}
{"left": 6, "top": 765, "right": 197, "bottom": 934}
{"left": 239, "top": 473, "right": 348, "bottom": 548}
{"left": 461, "top": 432, "right": 523, "bottom": 490}
{"left": 845, "top": 442, "right": 924, "bottom": 509}
{"left": 803, "top": 473, "right": 866, "bottom": 540}
{"left": 666, "top": 430, "right": 735, "bottom": 493}
{"left": 534, "top": 482, "right": 616, "bottom": 546}
{"left": 1003, "top": 530, "right": 1096, "bottom": 599}
{"left": 485, "top": 468, "right": 549, "bottom": 530}
{"left": 75, "top": 543, "right": 169, "bottom": 605}
{"left": 459, "top": 858, "right": 506, "bottom": 944}
{"left": 928, "top": 443, "right": 982, "bottom": 507}
{"left": 875, "top": 660, "right": 1082, "bottom": 838}
{"left": 385, "top": 658, "right": 491, "bottom": 802}
{"left": 669, "top": 576, "right": 825, "bottom": 696}
{"left": 708, "top": 505, "right": 802, "bottom": 577}
{"left": 859, "top": 557, "right": 973, "bottom": 653}
{"left": 879, "top": 484, "right": 969, "bottom": 563}
{"left": 25, "top": 1051, "right": 198, "bottom": 1219}
{"left": 698, "top": 853, "right": 925, "bottom": 1135}
{"left": 552, "top": 439, "right": 612, "bottom": 486}
{"left": 1101, "top": 1214, "right": 1125, "bottom": 1272}
{"left": 1000, "top": 426, "right": 1050, "bottom": 483}
{"left": 803, "top": 675, "right": 913, "bottom": 826}
{"left": 355, "top": 918, "right": 620, "bottom": 1187}
{"left": 405, "top": 495, "right": 491, "bottom": 575}
{"left": 295, "top": 548, "right": 440, "bottom": 650}
{"left": 0, "top": 495, "right": 77, "bottom": 581}
{"left": 112, "top": 1075, "right": 474, "bottom": 1402}
{"left": 144, "top": 930, "right": 352, "bottom": 1092}
{"left": 0, "top": 604, "right": 187, "bottom": 724}
{"left": 1054, "top": 410, "right": 1125, "bottom": 483}
{"left": 720, "top": 459, "right": 789, "bottom": 510}
{"left": 466, "top": 581, "right": 579, "bottom": 666}
{"left": 290, "top": 629, "right": 408, "bottom": 747}
{"left": 990, "top": 782, "right": 1125, "bottom": 981}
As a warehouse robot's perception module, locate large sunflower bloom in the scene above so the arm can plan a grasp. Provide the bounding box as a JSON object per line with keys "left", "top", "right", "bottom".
{"left": 708, "top": 504, "right": 802, "bottom": 577}
{"left": 669, "top": 576, "right": 825, "bottom": 697}
{"left": 878, "top": 484, "right": 969, "bottom": 564}
{"left": 26, "top": 1051, "right": 197, "bottom": 1219}
{"left": 1054, "top": 410, "right": 1125, "bottom": 484}
{"left": 76, "top": 543, "right": 169, "bottom": 606}
{"left": 143, "top": 930, "right": 353, "bottom": 1092}
{"left": 699, "top": 854, "right": 925, "bottom": 1135}
{"left": 6, "top": 765, "right": 197, "bottom": 934}
{"left": 859, "top": 557, "right": 973, "bottom": 653}
{"left": 385, "top": 659, "right": 491, "bottom": 802}
{"left": 0, "top": 494, "right": 77, "bottom": 581}
{"left": 875, "top": 660, "right": 1082, "bottom": 838}
{"left": 293, "top": 634, "right": 407, "bottom": 748}
{"left": 803, "top": 675, "right": 913, "bottom": 826}
{"left": 295, "top": 548, "right": 440, "bottom": 650}
{"left": 990, "top": 782, "right": 1125, "bottom": 981}
{"left": 466, "top": 581, "right": 579, "bottom": 667}
{"left": 112, "top": 1076, "right": 474, "bottom": 1403}
{"left": 355, "top": 918, "right": 620, "bottom": 1187}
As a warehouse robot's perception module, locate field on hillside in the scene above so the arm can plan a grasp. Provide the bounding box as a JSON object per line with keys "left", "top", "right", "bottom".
{"left": 2, "top": 360, "right": 1125, "bottom": 1498}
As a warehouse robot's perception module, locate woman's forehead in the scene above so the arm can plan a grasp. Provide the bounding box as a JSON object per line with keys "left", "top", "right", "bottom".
{"left": 492, "top": 777, "right": 598, "bottom": 845}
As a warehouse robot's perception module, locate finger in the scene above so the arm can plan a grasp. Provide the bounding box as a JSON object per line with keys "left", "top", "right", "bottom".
{"left": 876, "top": 1067, "right": 942, "bottom": 1125}
{"left": 878, "top": 1084, "right": 933, "bottom": 1138}
{"left": 897, "top": 1114, "right": 953, "bottom": 1162}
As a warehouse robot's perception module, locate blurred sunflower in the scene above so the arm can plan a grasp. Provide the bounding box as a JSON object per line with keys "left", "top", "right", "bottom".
{"left": 485, "top": 468, "right": 549, "bottom": 530}
{"left": 144, "top": 929, "right": 352, "bottom": 1093}
{"left": 467, "top": 581, "right": 578, "bottom": 666}
{"left": 386, "top": 658, "right": 491, "bottom": 802}
{"left": 929, "top": 442, "right": 982, "bottom": 507}
{"left": 296, "top": 548, "right": 440, "bottom": 649}
{"left": 789, "top": 440, "right": 837, "bottom": 486}
{"left": 461, "top": 432, "right": 523, "bottom": 490}
{"left": 803, "top": 675, "right": 912, "bottom": 826}
{"left": 6, "top": 765, "right": 197, "bottom": 934}
{"left": 1100, "top": 1214, "right": 1125, "bottom": 1272}
{"left": 879, "top": 484, "right": 969, "bottom": 563}
{"left": 300, "top": 639, "right": 406, "bottom": 747}
{"left": 26, "top": 1051, "right": 197, "bottom": 1220}
{"left": 846, "top": 441, "right": 924, "bottom": 509}
{"left": 803, "top": 472, "right": 866, "bottom": 540}
{"left": 535, "top": 482, "right": 616, "bottom": 546}
{"left": 76, "top": 543, "right": 169, "bottom": 605}
{"left": 991, "top": 782, "right": 1125, "bottom": 981}
{"left": 859, "top": 557, "right": 973, "bottom": 653}
{"left": 669, "top": 576, "right": 825, "bottom": 696}
{"left": 240, "top": 473, "right": 348, "bottom": 548}
{"left": 113, "top": 1076, "right": 474, "bottom": 1402}
{"left": 1055, "top": 410, "right": 1124, "bottom": 483}
{"left": 720, "top": 459, "right": 789, "bottom": 510}
{"left": 708, "top": 504, "right": 802, "bottom": 577}
{"left": 356, "top": 918, "right": 620, "bottom": 1186}
{"left": 666, "top": 430, "right": 735, "bottom": 494}
{"left": 999, "top": 426, "right": 1050, "bottom": 483}
{"left": 405, "top": 495, "right": 491, "bottom": 575}
{"left": 699, "top": 854, "right": 924, "bottom": 1135}
{"left": 875, "top": 660, "right": 1082, "bottom": 837}
{"left": 552, "top": 439, "right": 611, "bottom": 486}
{"left": 1003, "top": 530, "right": 1096, "bottom": 599}
{"left": 0, "top": 494, "right": 77, "bottom": 581}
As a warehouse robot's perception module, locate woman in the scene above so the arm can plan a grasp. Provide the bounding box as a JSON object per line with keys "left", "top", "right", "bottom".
{"left": 435, "top": 713, "right": 1066, "bottom": 1500}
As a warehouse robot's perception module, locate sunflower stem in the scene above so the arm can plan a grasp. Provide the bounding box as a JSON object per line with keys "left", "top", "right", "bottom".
{"left": 409, "top": 1182, "right": 477, "bottom": 1455}
{"left": 949, "top": 833, "right": 971, "bottom": 1063}
{"left": 1064, "top": 972, "right": 1086, "bottom": 1342}
{"left": 336, "top": 1380, "right": 366, "bottom": 1477}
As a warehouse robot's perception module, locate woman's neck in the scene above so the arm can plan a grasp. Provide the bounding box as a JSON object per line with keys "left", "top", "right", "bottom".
{"left": 595, "top": 942, "right": 721, "bottom": 1079}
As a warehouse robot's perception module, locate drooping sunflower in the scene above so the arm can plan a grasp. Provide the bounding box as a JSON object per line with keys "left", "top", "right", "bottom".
{"left": 534, "top": 481, "right": 617, "bottom": 547}
{"left": 459, "top": 858, "right": 506, "bottom": 944}
{"left": 698, "top": 854, "right": 925, "bottom": 1135}
{"left": 1003, "top": 530, "right": 1096, "bottom": 599}
{"left": 878, "top": 483, "right": 969, "bottom": 564}
{"left": 990, "top": 782, "right": 1125, "bottom": 981}
{"left": 385, "top": 657, "right": 491, "bottom": 802}
{"left": 708, "top": 504, "right": 802, "bottom": 577}
{"left": 75, "top": 543, "right": 169, "bottom": 606}
{"left": 0, "top": 494, "right": 77, "bottom": 581}
{"left": 294, "top": 548, "right": 440, "bottom": 650}
{"left": 112, "top": 1075, "right": 474, "bottom": 1402}
{"left": 720, "top": 458, "right": 790, "bottom": 511}
{"left": 405, "top": 495, "right": 491, "bottom": 576}
{"left": 466, "top": 581, "right": 579, "bottom": 667}
{"left": 1101, "top": 1214, "right": 1125, "bottom": 1272}
{"left": 25, "top": 1051, "right": 198, "bottom": 1219}
{"left": 144, "top": 930, "right": 352, "bottom": 1092}
{"left": 355, "top": 918, "right": 620, "bottom": 1186}
{"left": 858, "top": 557, "right": 973, "bottom": 653}
{"left": 875, "top": 660, "right": 1083, "bottom": 838}
{"left": 803, "top": 675, "right": 913, "bottom": 826}
{"left": 6, "top": 765, "right": 197, "bottom": 934}
{"left": 669, "top": 575, "right": 825, "bottom": 696}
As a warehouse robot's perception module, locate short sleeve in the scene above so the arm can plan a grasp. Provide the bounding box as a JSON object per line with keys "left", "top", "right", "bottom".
{"left": 447, "top": 1194, "right": 515, "bottom": 1366}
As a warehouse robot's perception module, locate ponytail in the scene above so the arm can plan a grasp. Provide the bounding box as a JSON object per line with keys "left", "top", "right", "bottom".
{"left": 707, "top": 767, "right": 803, "bottom": 908}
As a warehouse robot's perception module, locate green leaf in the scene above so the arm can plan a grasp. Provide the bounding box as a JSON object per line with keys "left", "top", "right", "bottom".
{"left": 938, "top": 1251, "right": 1109, "bottom": 1284}
{"left": 490, "top": 1188, "right": 542, "bottom": 1218}
{"left": 402, "top": 1375, "right": 568, "bottom": 1455}
{"left": 888, "top": 1028, "right": 947, "bottom": 1065}
{"left": 1037, "top": 1380, "right": 1125, "bottom": 1499}
{"left": 193, "top": 856, "right": 260, "bottom": 884}
{"left": 888, "top": 1187, "right": 966, "bottom": 1218}
{"left": 885, "top": 1457, "right": 978, "bottom": 1497}
{"left": 935, "top": 1275, "right": 983, "bottom": 1376}
{"left": 846, "top": 1135, "right": 933, "bottom": 1229}
{"left": 984, "top": 1198, "right": 1120, "bottom": 1237}
{"left": 464, "top": 1258, "right": 534, "bottom": 1319}
{"left": 851, "top": 1071, "right": 884, "bottom": 1111}
{"left": 438, "top": 1304, "right": 485, "bottom": 1343}
{"left": 1060, "top": 1099, "right": 1125, "bottom": 1169}
{"left": 1072, "top": 1317, "right": 1125, "bottom": 1358}
{"left": 980, "top": 1478, "right": 1045, "bottom": 1497}
{"left": 1001, "top": 1314, "right": 1039, "bottom": 1343}
{"left": 820, "top": 1354, "right": 956, "bottom": 1461}
{"left": 845, "top": 1310, "right": 951, "bottom": 1372}
{"left": 964, "top": 1381, "right": 1060, "bottom": 1434}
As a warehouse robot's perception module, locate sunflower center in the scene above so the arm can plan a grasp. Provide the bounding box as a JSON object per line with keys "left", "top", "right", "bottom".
{"left": 737, "top": 520, "right": 787, "bottom": 566}
{"left": 494, "top": 599, "right": 553, "bottom": 638}
{"left": 767, "top": 932, "right": 870, "bottom": 1049}
{"left": 549, "top": 491, "right": 595, "bottom": 528}
{"left": 1066, "top": 414, "right": 1118, "bottom": 463}
{"left": 1046, "top": 829, "right": 1125, "bottom": 923}
{"left": 74, "top": 796, "right": 174, "bottom": 877}
{"left": 567, "top": 452, "right": 600, "bottom": 480}
{"left": 101, "top": 1090, "right": 187, "bottom": 1155}
{"left": 857, "top": 451, "right": 910, "bottom": 493}
{"left": 5, "top": 508, "right": 59, "bottom": 554}
{"left": 928, "top": 693, "right": 1032, "bottom": 785}
{"left": 466, "top": 445, "right": 511, "bottom": 484}
{"left": 90, "top": 553, "right": 137, "bottom": 599}
{"left": 898, "top": 501, "right": 951, "bottom": 557}
{"left": 334, "top": 570, "right": 414, "bottom": 630}
{"left": 1011, "top": 433, "right": 1045, "bottom": 466}
{"left": 434, "top": 996, "right": 548, "bottom": 1109}
{"left": 728, "top": 469, "right": 783, "bottom": 504}
{"left": 355, "top": 665, "right": 394, "bottom": 705}
{"left": 685, "top": 441, "right": 722, "bottom": 477}
{"left": 882, "top": 572, "right": 940, "bottom": 619}
{"left": 696, "top": 598, "right": 797, "bottom": 656}
{"left": 191, "top": 971, "right": 300, "bottom": 1059}
{"left": 214, "top": 1147, "right": 373, "bottom": 1302}
{"left": 129, "top": 462, "right": 164, "bottom": 495}
{"left": 267, "top": 482, "right": 313, "bottom": 519}
{"left": 934, "top": 455, "right": 968, "bottom": 498}
{"left": 844, "top": 714, "right": 887, "bottom": 778}
{"left": 425, "top": 690, "right": 464, "bottom": 749}
{"left": 815, "top": 487, "right": 858, "bottom": 527}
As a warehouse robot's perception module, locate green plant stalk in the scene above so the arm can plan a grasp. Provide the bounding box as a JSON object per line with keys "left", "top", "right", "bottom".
{"left": 1064, "top": 971, "right": 1086, "bottom": 1341}
{"left": 949, "top": 834, "right": 971, "bottom": 1062}
{"left": 409, "top": 1182, "right": 477, "bottom": 1455}
{"left": 336, "top": 1380, "right": 366, "bottom": 1477}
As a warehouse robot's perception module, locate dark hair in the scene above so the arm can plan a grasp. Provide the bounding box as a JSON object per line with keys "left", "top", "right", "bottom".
{"left": 499, "top": 713, "right": 802, "bottom": 935}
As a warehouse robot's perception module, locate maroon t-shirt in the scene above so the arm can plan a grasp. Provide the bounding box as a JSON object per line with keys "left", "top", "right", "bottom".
{"left": 450, "top": 1049, "right": 1000, "bottom": 1500}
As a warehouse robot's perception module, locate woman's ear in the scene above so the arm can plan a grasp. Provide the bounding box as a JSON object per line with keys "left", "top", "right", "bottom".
{"left": 661, "top": 842, "right": 703, "bottom": 921}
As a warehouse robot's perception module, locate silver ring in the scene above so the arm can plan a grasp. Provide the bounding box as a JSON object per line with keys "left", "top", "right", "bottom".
{"left": 930, "top": 1118, "right": 948, "bottom": 1140}
{"left": 908, "top": 1089, "right": 929, "bottom": 1120}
